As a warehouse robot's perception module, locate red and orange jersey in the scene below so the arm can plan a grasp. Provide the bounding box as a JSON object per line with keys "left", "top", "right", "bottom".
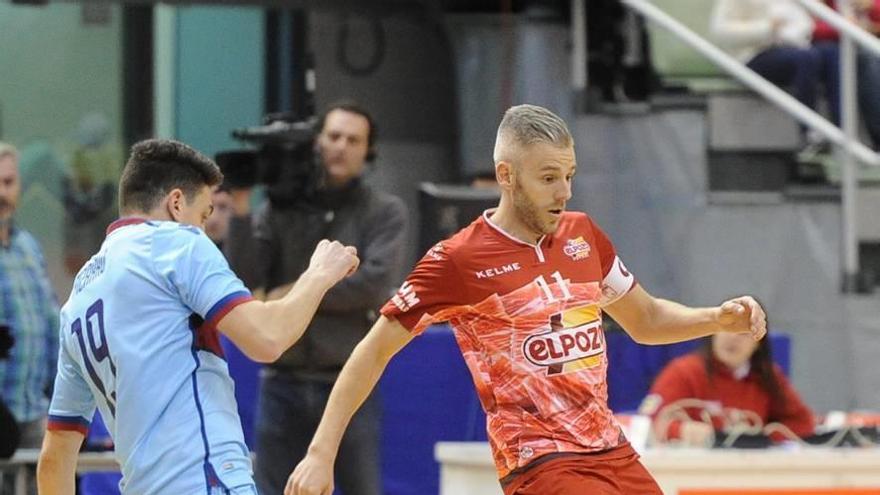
{"left": 381, "top": 210, "right": 637, "bottom": 478}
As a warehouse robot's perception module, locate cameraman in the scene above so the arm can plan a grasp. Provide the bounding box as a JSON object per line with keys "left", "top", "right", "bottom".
{"left": 226, "top": 102, "right": 407, "bottom": 495}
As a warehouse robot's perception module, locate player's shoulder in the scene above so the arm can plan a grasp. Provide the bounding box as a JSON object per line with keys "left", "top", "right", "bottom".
{"left": 110, "top": 219, "right": 201, "bottom": 239}
{"left": 554, "top": 211, "right": 601, "bottom": 239}
{"left": 557, "top": 211, "right": 606, "bottom": 242}
{"left": 152, "top": 220, "right": 203, "bottom": 235}
{"left": 560, "top": 210, "right": 596, "bottom": 228}
{"left": 151, "top": 221, "right": 208, "bottom": 239}
{"left": 150, "top": 221, "right": 216, "bottom": 257}
{"left": 413, "top": 221, "right": 476, "bottom": 270}
{"left": 438, "top": 215, "right": 489, "bottom": 257}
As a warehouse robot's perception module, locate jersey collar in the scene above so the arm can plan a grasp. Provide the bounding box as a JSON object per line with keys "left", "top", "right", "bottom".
{"left": 106, "top": 217, "right": 148, "bottom": 236}
{"left": 481, "top": 209, "right": 547, "bottom": 247}
{"left": 481, "top": 209, "right": 548, "bottom": 263}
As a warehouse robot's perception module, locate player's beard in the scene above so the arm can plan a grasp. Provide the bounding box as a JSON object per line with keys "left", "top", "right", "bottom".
{"left": 513, "top": 180, "right": 555, "bottom": 238}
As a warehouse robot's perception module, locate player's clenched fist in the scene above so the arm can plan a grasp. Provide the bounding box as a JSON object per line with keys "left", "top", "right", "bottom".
{"left": 715, "top": 295, "right": 767, "bottom": 341}
{"left": 286, "top": 455, "right": 334, "bottom": 495}
{"left": 308, "top": 239, "right": 360, "bottom": 285}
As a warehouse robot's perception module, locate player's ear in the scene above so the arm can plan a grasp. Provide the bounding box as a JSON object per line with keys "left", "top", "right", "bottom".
{"left": 496, "top": 162, "right": 514, "bottom": 188}
{"left": 166, "top": 188, "right": 186, "bottom": 222}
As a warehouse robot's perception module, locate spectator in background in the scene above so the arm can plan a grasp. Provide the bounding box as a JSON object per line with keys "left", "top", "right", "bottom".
{"left": 205, "top": 185, "right": 233, "bottom": 249}
{"left": 0, "top": 143, "right": 59, "bottom": 448}
{"left": 0, "top": 142, "right": 59, "bottom": 492}
{"left": 226, "top": 102, "right": 408, "bottom": 495}
{"left": 63, "top": 113, "right": 121, "bottom": 275}
{"left": 642, "top": 333, "right": 814, "bottom": 447}
{"left": 711, "top": 0, "right": 833, "bottom": 156}
{"left": 813, "top": 0, "right": 880, "bottom": 149}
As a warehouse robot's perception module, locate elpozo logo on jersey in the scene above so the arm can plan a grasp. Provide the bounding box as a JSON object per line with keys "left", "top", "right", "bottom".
{"left": 523, "top": 320, "right": 605, "bottom": 375}
{"left": 563, "top": 236, "right": 591, "bottom": 261}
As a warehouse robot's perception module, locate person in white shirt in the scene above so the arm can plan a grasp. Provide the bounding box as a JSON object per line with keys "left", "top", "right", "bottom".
{"left": 711, "top": 0, "right": 831, "bottom": 155}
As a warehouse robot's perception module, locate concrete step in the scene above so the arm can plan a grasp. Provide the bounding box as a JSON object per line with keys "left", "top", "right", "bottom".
{"left": 708, "top": 150, "right": 792, "bottom": 191}
{"left": 708, "top": 92, "right": 801, "bottom": 152}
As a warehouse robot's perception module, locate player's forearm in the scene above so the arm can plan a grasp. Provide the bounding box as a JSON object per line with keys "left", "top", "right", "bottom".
{"left": 631, "top": 298, "right": 721, "bottom": 344}
{"left": 37, "top": 449, "right": 78, "bottom": 495}
{"left": 307, "top": 336, "right": 392, "bottom": 462}
{"left": 259, "top": 269, "right": 338, "bottom": 357}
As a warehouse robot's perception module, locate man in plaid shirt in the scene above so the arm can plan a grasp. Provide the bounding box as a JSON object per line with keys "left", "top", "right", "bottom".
{"left": 0, "top": 142, "right": 59, "bottom": 450}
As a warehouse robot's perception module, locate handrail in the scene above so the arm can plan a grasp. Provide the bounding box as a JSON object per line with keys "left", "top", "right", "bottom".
{"left": 619, "top": 0, "right": 880, "bottom": 290}
{"left": 619, "top": 0, "right": 880, "bottom": 167}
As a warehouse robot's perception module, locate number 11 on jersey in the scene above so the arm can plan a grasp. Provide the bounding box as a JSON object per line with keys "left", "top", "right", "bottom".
{"left": 535, "top": 271, "right": 572, "bottom": 303}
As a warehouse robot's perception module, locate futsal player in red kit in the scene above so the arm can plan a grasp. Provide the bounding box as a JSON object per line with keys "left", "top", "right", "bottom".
{"left": 288, "top": 104, "right": 767, "bottom": 495}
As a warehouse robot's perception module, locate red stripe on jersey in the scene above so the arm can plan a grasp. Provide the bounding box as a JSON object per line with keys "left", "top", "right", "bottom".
{"left": 48, "top": 415, "right": 90, "bottom": 435}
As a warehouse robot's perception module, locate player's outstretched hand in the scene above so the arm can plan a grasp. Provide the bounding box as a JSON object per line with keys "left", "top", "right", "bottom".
{"left": 286, "top": 455, "right": 334, "bottom": 495}
{"left": 716, "top": 296, "right": 767, "bottom": 341}
{"left": 308, "top": 239, "right": 360, "bottom": 286}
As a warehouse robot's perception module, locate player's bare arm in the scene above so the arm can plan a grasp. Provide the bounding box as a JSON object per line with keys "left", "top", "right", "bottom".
{"left": 37, "top": 430, "right": 85, "bottom": 495}
{"left": 218, "top": 240, "right": 359, "bottom": 362}
{"left": 286, "top": 316, "right": 414, "bottom": 495}
{"left": 604, "top": 285, "right": 767, "bottom": 345}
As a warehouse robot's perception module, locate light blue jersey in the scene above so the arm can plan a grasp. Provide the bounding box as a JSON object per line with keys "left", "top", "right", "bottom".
{"left": 48, "top": 218, "right": 256, "bottom": 495}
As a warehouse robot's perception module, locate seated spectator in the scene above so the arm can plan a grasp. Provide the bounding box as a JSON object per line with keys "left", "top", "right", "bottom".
{"left": 813, "top": 0, "right": 880, "bottom": 149}
{"left": 641, "top": 333, "right": 815, "bottom": 447}
{"left": 710, "top": 0, "right": 832, "bottom": 156}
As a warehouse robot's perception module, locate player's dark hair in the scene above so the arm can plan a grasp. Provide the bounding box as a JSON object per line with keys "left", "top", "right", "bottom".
{"left": 119, "top": 139, "right": 223, "bottom": 214}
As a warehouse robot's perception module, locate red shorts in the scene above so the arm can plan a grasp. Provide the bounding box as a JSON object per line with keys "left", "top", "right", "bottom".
{"left": 502, "top": 444, "right": 662, "bottom": 495}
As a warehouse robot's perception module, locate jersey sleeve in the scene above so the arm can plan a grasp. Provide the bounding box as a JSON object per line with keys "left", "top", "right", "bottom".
{"left": 590, "top": 219, "right": 636, "bottom": 306}
{"left": 155, "top": 226, "right": 254, "bottom": 333}
{"left": 47, "top": 327, "right": 96, "bottom": 435}
{"left": 380, "top": 241, "right": 465, "bottom": 335}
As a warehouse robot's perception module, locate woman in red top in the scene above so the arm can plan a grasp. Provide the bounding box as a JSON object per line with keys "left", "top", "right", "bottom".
{"left": 643, "top": 333, "right": 815, "bottom": 447}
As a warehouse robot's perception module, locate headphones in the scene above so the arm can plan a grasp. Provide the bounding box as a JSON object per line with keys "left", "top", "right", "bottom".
{"left": 365, "top": 143, "right": 378, "bottom": 164}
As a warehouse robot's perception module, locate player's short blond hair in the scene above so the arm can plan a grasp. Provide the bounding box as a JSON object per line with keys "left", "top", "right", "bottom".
{"left": 0, "top": 142, "right": 19, "bottom": 163}
{"left": 493, "top": 104, "right": 573, "bottom": 164}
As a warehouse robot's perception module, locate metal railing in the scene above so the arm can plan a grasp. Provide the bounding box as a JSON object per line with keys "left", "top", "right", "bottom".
{"left": 619, "top": 0, "right": 880, "bottom": 291}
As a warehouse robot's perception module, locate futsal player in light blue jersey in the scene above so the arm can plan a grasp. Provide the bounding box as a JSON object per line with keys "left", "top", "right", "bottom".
{"left": 37, "top": 139, "right": 359, "bottom": 495}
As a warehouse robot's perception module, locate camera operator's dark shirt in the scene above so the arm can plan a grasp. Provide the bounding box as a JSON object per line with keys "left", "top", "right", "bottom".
{"left": 226, "top": 179, "right": 408, "bottom": 380}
